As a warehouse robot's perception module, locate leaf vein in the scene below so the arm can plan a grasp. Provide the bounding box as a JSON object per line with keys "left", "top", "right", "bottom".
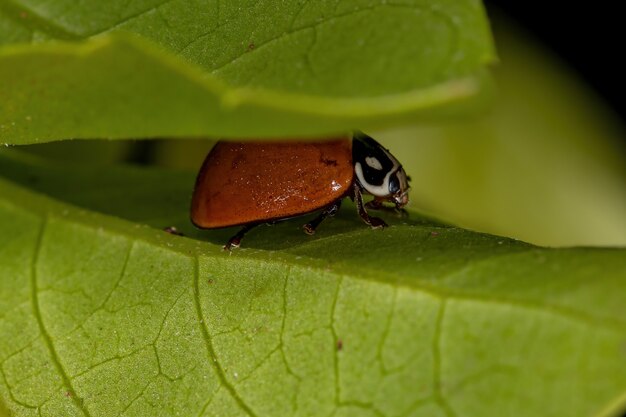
{"left": 0, "top": 366, "right": 38, "bottom": 409}
{"left": 279, "top": 266, "right": 302, "bottom": 413}
{"left": 31, "top": 217, "right": 93, "bottom": 417}
{"left": 196, "top": 385, "right": 220, "bottom": 417}
{"left": 286, "top": 247, "right": 626, "bottom": 331}
{"left": 85, "top": 0, "right": 176, "bottom": 37}
{"left": 70, "top": 345, "right": 149, "bottom": 380}
{"left": 279, "top": 266, "right": 301, "bottom": 378}
{"left": 376, "top": 287, "right": 397, "bottom": 375}
{"left": 0, "top": 334, "right": 39, "bottom": 367}
{"left": 193, "top": 256, "right": 259, "bottom": 417}
{"left": 119, "top": 378, "right": 156, "bottom": 414}
{"left": 330, "top": 275, "right": 343, "bottom": 408}
{"left": 337, "top": 400, "right": 386, "bottom": 417}
{"left": 432, "top": 299, "right": 456, "bottom": 417}
{"left": 210, "top": 2, "right": 457, "bottom": 75}
{"left": 0, "top": 0, "right": 79, "bottom": 39}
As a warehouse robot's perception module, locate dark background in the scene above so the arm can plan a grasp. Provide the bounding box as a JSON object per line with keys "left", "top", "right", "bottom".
{"left": 485, "top": 1, "right": 625, "bottom": 126}
{"left": 481, "top": 9, "right": 626, "bottom": 415}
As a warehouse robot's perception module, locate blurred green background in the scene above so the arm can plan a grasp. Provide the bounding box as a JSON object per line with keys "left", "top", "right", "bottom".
{"left": 20, "top": 16, "right": 626, "bottom": 248}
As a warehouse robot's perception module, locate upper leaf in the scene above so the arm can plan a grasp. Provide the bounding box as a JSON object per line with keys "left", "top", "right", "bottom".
{"left": 0, "top": 0, "right": 495, "bottom": 143}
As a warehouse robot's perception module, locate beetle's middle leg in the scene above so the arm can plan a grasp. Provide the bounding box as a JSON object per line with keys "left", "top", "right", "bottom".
{"left": 303, "top": 200, "right": 342, "bottom": 235}
{"left": 224, "top": 223, "right": 259, "bottom": 251}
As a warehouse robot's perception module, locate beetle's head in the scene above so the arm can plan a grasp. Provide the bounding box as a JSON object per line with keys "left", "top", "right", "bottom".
{"left": 352, "top": 132, "right": 410, "bottom": 208}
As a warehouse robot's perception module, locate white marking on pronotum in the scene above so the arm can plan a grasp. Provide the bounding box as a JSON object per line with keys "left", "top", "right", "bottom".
{"left": 354, "top": 139, "right": 403, "bottom": 197}
{"left": 355, "top": 161, "right": 398, "bottom": 197}
{"left": 365, "top": 156, "right": 383, "bottom": 170}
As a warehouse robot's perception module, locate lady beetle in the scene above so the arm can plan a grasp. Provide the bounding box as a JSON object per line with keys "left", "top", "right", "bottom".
{"left": 191, "top": 132, "right": 410, "bottom": 250}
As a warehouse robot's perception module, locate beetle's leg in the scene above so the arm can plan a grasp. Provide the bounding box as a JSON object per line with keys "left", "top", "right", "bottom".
{"left": 354, "top": 183, "right": 388, "bottom": 229}
{"left": 224, "top": 223, "right": 259, "bottom": 251}
{"left": 303, "top": 200, "right": 342, "bottom": 235}
{"left": 365, "top": 199, "right": 384, "bottom": 210}
{"left": 365, "top": 199, "right": 408, "bottom": 218}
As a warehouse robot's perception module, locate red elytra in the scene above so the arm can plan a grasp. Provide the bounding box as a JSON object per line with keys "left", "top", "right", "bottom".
{"left": 191, "top": 133, "right": 410, "bottom": 250}
{"left": 191, "top": 138, "right": 353, "bottom": 229}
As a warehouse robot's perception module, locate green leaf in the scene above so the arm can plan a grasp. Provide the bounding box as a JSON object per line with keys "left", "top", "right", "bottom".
{"left": 1, "top": 149, "right": 625, "bottom": 417}
{"left": 0, "top": 0, "right": 494, "bottom": 143}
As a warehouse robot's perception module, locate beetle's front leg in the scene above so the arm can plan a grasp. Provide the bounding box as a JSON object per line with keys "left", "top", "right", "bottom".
{"left": 353, "top": 183, "right": 387, "bottom": 229}
{"left": 365, "top": 199, "right": 408, "bottom": 218}
{"left": 303, "top": 199, "right": 342, "bottom": 235}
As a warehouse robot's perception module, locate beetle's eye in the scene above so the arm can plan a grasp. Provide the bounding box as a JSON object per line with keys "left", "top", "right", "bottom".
{"left": 388, "top": 175, "right": 400, "bottom": 194}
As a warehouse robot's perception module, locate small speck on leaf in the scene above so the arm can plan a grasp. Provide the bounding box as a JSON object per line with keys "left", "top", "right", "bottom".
{"left": 163, "top": 226, "right": 184, "bottom": 236}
